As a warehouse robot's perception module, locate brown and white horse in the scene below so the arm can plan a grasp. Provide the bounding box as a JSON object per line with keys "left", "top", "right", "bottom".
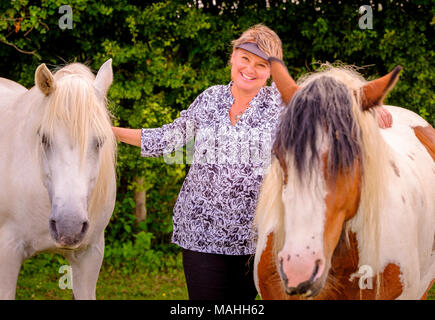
{"left": 254, "top": 59, "right": 435, "bottom": 299}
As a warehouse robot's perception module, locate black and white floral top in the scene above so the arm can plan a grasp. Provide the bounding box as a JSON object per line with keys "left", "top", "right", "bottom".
{"left": 141, "top": 81, "right": 283, "bottom": 255}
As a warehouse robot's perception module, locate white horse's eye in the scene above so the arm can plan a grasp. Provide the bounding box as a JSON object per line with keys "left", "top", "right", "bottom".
{"left": 94, "top": 137, "right": 106, "bottom": 150}
{"left": 41, "top": 134, "right": 51, "bottom": 149}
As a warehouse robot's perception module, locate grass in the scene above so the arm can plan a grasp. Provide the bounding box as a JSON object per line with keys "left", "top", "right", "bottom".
{"left": 428, "top": 285, "right": 435, "bottom": 301}
{"left": 16, "top": 260, "right": 188, "bottom": 300}
{"left": 96, "top": 267, "right": 188, "bottom": 300}
{"left": 14, "top": 254, "right": 435, "bottom": 300}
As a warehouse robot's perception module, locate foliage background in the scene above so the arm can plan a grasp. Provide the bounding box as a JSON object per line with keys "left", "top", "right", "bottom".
{"left": 0, "top": 0, "right": 434, "bottom": 272}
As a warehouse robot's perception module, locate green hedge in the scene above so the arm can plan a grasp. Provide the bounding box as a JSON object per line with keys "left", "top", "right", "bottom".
{"left": 1, "top": 0, "right": 433, "bottom": 253}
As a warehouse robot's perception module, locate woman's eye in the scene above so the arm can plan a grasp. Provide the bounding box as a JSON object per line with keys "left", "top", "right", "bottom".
{"left": 242, "top": 56, "right": 249, "bottom": 61}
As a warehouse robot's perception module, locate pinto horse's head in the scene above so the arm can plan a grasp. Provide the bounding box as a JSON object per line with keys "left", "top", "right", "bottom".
{"left": 265, "top": 59, "right": 401, "bottom": 297}
{"left": 34, "top": 59, "right": 116, "bottom": 249}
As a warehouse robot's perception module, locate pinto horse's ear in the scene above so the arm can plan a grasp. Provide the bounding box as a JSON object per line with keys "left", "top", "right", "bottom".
{"left": 35, "top": 63, "right": 56, "bottom": 96}
{"left": 94, "top": 58, "right": 113, "bottom": 98}
{"left": 268, "top": 57, "right": 300, "bottom": 105}
{"left": 361, "top": 66, "right": 402, "bottom": 110}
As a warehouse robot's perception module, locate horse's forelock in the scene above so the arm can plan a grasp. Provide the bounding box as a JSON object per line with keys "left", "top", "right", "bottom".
{"left": 274, "top": 74, "right": 361, "bottom": 183}
{"left": 53, "top": 63, "right": 95, "bottom": 81}
{"left": 39, "top": 63, "right": 116, "bottom": 216}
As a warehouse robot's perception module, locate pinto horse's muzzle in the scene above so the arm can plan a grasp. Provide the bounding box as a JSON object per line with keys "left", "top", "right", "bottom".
{"left": 283, "top": 278, "right": 324, "bottom": 297}
{"left": 278, "top": 256, "right": 325, "bottom": 297}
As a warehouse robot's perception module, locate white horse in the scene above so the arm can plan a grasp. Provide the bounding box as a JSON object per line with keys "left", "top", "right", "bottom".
{"left": 255, "top": 59, "right": 435, "bottom": 299}
{"left": 0, "top": 59, "right": 117, "bottom": 299}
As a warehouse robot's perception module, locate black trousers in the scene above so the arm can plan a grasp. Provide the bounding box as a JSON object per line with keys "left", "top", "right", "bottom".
{"left": 182, "top": 248, "right": 258, "bottom": 300}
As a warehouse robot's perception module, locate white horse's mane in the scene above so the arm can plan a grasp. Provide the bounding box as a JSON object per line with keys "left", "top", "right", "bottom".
{"left": 38, "top": 63, "right": 117, "bottom": 217}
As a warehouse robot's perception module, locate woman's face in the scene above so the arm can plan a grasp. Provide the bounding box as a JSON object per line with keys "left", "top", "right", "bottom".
{"left": 230, "top": 48, "right": 270, "bottom": 94}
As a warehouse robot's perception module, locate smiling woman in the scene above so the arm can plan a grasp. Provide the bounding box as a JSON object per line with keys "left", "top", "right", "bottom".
{"left": 229, "top": 49, "right": 271, "bottom": 125}
{"left": 228, "top": 25, "right": 282, "bottom": 126}
{"left": 112, "top": 24, "right": 285, "bottom": 300}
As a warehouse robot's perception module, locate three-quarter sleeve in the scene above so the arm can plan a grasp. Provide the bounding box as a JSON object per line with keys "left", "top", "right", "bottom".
{"left": 140, "top": 93, "right": 203, "bottom": 157}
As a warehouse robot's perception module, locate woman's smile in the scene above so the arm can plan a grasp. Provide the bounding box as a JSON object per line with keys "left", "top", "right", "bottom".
{"left": 231, "top": 48, "right": 270, "bottom": 94}
{"left": 240, "top": 72, "right": 256, "bottom": 81}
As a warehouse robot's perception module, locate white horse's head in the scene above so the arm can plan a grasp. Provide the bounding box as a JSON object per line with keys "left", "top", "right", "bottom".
{"left": 34, "top": 59, "right": 116, "bottom": 249}
{"left": 256, "top": 59, "right": 401, "bottom": 297}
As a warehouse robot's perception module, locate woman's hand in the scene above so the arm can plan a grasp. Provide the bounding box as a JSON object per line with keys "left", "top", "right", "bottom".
{"left": 375, "top": 106, "right": 393, "bottom": 129}
{"left": 112, "top": 127, "right": 142, "bottom": 147}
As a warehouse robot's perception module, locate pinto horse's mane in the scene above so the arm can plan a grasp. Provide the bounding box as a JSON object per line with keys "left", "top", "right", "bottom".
{"left": 273, "top": 71, "right": 361, "bottom": 182}
{"left": 256, "top": 64, "right": 393, "bottom": 277}
{"left": 38, "top": 63, "right": 117, "bottom": 217}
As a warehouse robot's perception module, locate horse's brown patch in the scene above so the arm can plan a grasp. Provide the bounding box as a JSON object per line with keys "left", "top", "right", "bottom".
{"left": 322, "top": 153, "right": 361, "bottom": 261}
{"left": 413, "top": 125, "right": 435, "bottom": 162}
{"left": 272, "top": 143, "right": 288, "bottom": 185}
{"left": 371, "top": 264, "right": 403, "bottom": 299}
{"left": 257, "top": 232, "right": 293, "bottom": 300}
{"left": 258, "top": 230, "right": 404, "bottom": 300}
{"left": 325, "top": 231, "right": 403, "bottom": 299}
{"left": 315, "top": 231, "right": 360, "bottom": 299}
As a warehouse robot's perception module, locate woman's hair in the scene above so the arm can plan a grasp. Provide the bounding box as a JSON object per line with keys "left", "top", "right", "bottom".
{"left": 231, "top": 24, "right": 283, "bottom": 60}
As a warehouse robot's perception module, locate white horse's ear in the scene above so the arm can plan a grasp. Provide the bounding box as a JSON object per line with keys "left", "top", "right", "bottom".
{"left": 94, "top": 58, "right": 113, "bottom": 98}
{"left": 35, "top": 63, "right": 56, "bottom": 96}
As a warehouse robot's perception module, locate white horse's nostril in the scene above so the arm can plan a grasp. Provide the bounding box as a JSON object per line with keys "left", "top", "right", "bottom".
{"left": 81, "top": 221, "right": 89, "bottom": 234}
{"left": 49, "top": 219, "right": 57, "bottom": 234}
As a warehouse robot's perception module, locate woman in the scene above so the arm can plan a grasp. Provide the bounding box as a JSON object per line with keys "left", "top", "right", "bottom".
{"left": 112, "top": 24, "right": 392, "bottom": 300}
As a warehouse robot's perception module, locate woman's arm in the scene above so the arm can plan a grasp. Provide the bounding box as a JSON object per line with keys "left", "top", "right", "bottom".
{"left": 112, "top": 127, "right": 141, "bottom": 147}
{"left": 113, "top": 92, "right": 204, "bottom": 158}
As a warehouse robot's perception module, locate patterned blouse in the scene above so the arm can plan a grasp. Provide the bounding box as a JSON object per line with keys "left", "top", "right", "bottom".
{"left": 141, "top": 81, "right": 283, "bottom": 255}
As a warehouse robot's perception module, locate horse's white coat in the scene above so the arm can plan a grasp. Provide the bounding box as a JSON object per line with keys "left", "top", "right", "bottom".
{"left": 347, "top": 105, "right": 435, "bottom": 299}
{"left": 277, "top": 134, "right": 328, "bottom": 288}
{"left": 0, "top": 60, "right": 116, "bottom": 299}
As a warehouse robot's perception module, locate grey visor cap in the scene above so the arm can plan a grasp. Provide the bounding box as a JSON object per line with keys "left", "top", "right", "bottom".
{"left": 235, "top": 42, "right": 269, "bottom": 61}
